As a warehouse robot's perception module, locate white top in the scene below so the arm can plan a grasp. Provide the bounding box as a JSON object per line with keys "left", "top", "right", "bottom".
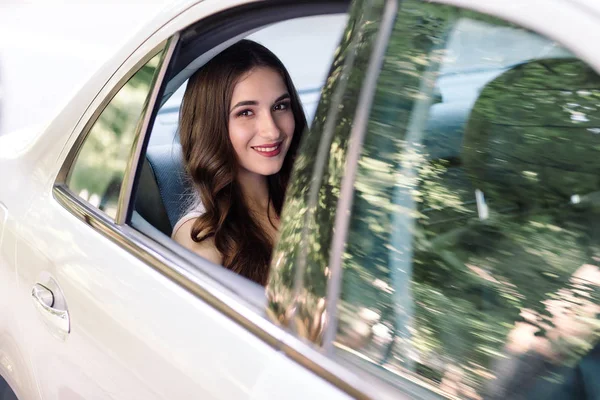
{"left": 171, "top": 204, "right": 205, "bottom": 239}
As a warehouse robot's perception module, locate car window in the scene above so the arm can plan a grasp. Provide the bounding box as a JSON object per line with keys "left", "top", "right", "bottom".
{"left": 335, "top": 1, "right": 600, "bottom": 398}
{"left": 66, "top": 50, "right": 164, "bottom": 218}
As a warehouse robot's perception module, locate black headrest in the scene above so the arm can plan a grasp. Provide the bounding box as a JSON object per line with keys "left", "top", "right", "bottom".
{"left": 463, "top": 58, "right": 600, "bottom": 209}
{"left": 135, "top": 144, "right": 191, "bottom": 236}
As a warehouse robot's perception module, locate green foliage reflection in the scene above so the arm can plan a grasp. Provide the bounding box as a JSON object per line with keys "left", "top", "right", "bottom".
{"left": 267, "top": 0, "right": 386, "bottom": 338}
{"left": 67, "top": 52, "right": 162, "bottom": 218}
{"left": 336, "top": 1, "right": 600, "bottom": 398}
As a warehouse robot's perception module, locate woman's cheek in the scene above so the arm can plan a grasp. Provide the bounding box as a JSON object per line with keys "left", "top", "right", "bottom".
{"left": 229, "top": 119, "right": 252, "bottom": 146}
{"left": 280, "top": 112, "right": 295, "bottom": 136}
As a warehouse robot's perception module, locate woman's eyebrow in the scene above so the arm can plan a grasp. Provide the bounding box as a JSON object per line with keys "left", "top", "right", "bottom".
{"left": 230, "top": 100, "right": 258, "bottom": 112}
{"left": 274, "top": 93, "right": 290, "bottom": 103}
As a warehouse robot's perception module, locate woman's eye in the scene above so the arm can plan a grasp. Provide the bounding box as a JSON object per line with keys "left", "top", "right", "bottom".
{"left": 274, "top": 101, "right": 290, "bottom": 111}
{"left": 237, "top": 109, "right": 254, "bottom": 117}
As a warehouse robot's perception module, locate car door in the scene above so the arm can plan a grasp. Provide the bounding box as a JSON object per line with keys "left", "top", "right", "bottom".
{"left": 9, "top": 1, "right": 354, "bottom": 399}
{"left": 267, "top": 0, "right": 600, "bottom": 399}
{"left": 15, "top": 29, "right": 277, "bottom": 400}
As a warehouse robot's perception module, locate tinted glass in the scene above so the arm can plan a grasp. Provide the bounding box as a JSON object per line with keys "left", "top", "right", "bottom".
{"left": 67, "top": 51, "right": 162, "bottom": 218}
{"left": 336, "top": 1, "right": 600, "bottom": 398}
{"left": 267, "top": 0, "right": 387, "bottom": 339}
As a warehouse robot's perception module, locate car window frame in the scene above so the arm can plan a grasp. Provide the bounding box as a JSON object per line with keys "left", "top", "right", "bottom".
{"left": 54, "top": 40, "right": 170, "bottom": 221}
{"left": 313, "top": 0, "right": 600, "bottom": 397}
{"left": 49, "top": 1, "right": 403, "bottom": 400}
{"left": 114, "top": 40, "right": 177, "bottom": 225}
{"left": 124, "top": 2, "right": 355, "bottom": 304}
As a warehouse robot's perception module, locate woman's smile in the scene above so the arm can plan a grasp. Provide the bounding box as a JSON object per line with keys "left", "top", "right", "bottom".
{"left": 251, "top": 141, "right": 283, "bottom": 157}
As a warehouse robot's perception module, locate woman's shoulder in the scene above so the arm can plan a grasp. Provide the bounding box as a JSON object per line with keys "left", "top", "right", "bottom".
{"left": 171, "top": 204, "right": 206, "bottom": 239}
{"left": 171, "top": 204, "right": 222, "bottom": 265}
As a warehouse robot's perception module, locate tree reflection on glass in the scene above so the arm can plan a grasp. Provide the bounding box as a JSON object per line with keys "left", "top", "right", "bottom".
{"left": 267, "top": 0, "right": 386, "bottom": 341}
{"left": 335, "top": 1, "right": 600, "bottom": 399}
{"left": 67, "top": 51, "right": 163, "bottom": 218}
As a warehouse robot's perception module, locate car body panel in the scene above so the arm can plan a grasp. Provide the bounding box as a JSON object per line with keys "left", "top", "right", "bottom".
{"left": 0, "top": 201, "right": 40, "bottom": 400}
{"left": 566, "top": 0, "right": 600, "bottom": 16}
{"left": 0, "top": 0, "right": 349, "bottom": 399}
{"left": 14, "top": 198, "right": 278, "bottom": 399}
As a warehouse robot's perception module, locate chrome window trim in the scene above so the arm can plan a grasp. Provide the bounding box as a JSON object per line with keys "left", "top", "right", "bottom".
{"left": 53, "top": 184, "right": 283, "bottom": 346}
{"left": 52, "top": 183, "right": 384, "bottom": 399}
{"left": 322, "top": 0, "right": 398, "bottom": 354}
{"left": 55, "top": 40, "right": 169, "bottom": 187}
{"left": 115, "top": 35, "right": 179, "bottom": 225}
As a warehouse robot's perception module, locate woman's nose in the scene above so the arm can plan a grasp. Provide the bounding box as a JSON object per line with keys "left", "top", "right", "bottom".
{"left": 258, "top": 111, "right": 280, "bottom": 139}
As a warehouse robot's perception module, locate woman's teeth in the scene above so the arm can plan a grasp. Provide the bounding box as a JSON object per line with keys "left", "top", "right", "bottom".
{"left": 254, "top": 144, "right": 279, "bottom": 152}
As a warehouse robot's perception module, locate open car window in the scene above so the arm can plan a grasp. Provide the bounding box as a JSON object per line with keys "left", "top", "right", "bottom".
{"left": 129, "top": 8, "right": 349, "bottom": 304}
{"left": 134, "top": 11, "right": 348, "bottom": 236}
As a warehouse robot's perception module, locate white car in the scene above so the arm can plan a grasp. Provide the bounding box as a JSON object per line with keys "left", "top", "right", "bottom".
{"left": 2, "top": 0, "right": 600, "bottom": 399}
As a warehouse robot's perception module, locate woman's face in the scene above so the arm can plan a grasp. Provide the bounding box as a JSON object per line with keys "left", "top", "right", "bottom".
{"left": 228, "top": 66, "right": 295, "bottom": 177}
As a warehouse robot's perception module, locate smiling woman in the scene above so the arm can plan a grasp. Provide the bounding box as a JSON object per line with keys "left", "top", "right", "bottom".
{"left": 228, "top": 67, "right": 295, "bottom": 177}
{"left": 172, "top": 40, "right": 307, "bottom": 285}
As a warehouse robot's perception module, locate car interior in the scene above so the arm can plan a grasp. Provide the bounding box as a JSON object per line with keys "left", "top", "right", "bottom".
{"left": 128, "top": 5, "right": 348, "bottom": 302}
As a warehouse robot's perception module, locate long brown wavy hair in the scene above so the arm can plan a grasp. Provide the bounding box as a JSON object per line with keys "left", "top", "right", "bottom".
{"left": 178, "top": 40, "right": 307, "bottom": 285}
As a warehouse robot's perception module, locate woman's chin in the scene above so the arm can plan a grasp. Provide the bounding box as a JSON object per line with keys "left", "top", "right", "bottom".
{"left": 240, "top": 163, "right": 284, "bottom": 177}
{"left": 261, "top": 166, "right": 284, "bottom": 176}
{"left": 251, "top": 157, "right": 285, "bottom": 175}
{"left": 258, "top": 164, "right": 284, "bottom": 176}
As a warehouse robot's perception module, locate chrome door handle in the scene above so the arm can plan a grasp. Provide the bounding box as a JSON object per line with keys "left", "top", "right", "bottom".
{"left": 32, "top": 283, "right": 70, "bottom": 335}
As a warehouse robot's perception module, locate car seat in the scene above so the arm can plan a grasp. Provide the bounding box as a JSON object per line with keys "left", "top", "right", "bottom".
{"left": 134, "top": 144, "right": 192, "bottom": 236}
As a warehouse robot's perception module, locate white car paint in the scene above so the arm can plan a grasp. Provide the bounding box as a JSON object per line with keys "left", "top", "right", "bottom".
{"left": 0, "top": 2, "right": 343, "bottom": 138}
{"left": 0, "top": 2, "right": 172, "bottom": 137}
{"left": 0, "top": 1, "right": 352, "bottom": 399}
{"left": 1, "top": 0, "right": 600, "bottom": 399}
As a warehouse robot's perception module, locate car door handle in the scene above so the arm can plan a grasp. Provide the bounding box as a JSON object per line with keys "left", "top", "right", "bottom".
{"left": 32, "top": 283, "right": 70, "bottom": 335}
